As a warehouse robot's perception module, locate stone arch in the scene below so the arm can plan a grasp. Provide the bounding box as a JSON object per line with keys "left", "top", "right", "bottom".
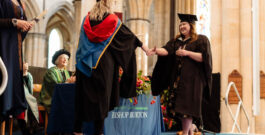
{"left": 23, "top": 0, "right": 46, "bottom": 66}
{"left": 44, "top": 1, "right": 75, "bottom": 69}
{"left": 24, "top": 0, "right": 41, "bottom": 33}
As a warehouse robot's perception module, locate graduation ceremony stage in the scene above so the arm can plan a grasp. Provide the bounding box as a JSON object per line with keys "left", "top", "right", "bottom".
{"left": 47, "top": 84, "right": 163, "bottom": 135}
{"left": 2, "top": 73, "right": 224, "bottom": 135}
{"left": 47, "top": 73, "right": 222, "bottom": 135}
{"left": 161, "top": 133, "right": 249, "bottom": 135}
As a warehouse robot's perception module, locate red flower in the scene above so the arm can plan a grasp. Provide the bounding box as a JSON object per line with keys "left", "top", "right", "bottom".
{"left": 136, "top": 78, "right": 143, "bottom": 87}
{"left": 119, "top": 67, "right": 123, "bottom": 74}
{"left": 133, "top": 97, "right": 138, "bottom": 106}
{"left": 161, "top": 105, "right": 166, "bottom": 111}
{"left": 163, "top": 117, "right": 168, "bottom": 123}
{"left": 150, "top": 100, "right": 156, "bottom": 104}
{"left": 168, "top": 119, "right": 173, "bottom": 129}
{"left": 142, "top": 76, "right": 150, "bottom": 81}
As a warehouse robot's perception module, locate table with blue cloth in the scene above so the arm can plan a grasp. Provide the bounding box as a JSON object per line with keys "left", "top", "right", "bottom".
{"left": 47, "top": 83, "right": 164, "bottom": 135}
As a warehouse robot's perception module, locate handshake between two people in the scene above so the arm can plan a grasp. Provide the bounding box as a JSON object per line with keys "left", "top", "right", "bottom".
{"left": 141, "top": 44, "right": 156, "bottom": 56}
{"left": 142, "top": 45, "right": 189, "bottom": 57}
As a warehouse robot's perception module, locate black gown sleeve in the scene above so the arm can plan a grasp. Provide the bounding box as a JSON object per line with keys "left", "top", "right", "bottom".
{"left": 109, "top": 24, "right": 142, "bottom": 98}
{"left": 197, "top": 35, "right": 213, "bottom": 100}
{"left": 110, "top": 24, "right": 142, "bottom": 71}
{"left": 0, "top": 18, "right": 13, "bottom": 28}
{"left": 151, "top": 40, "right": 176, "bottom": 96}
{"left": 162, "top": 39, "right": 176, "bottom": 55}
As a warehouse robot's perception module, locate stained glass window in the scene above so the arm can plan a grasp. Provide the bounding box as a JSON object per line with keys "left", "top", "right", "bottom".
{"left": 196, "top": 0, "right": 210, "bottom": 37}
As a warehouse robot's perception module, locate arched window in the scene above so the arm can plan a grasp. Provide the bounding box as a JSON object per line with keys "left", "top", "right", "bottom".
{"left": 196, "top": 0, "right": 210, "bottom": 38}
{"left": 48, "top": 29, "right": 63, "bottom": 68}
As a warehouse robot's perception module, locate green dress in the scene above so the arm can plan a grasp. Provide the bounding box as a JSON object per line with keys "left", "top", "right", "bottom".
{"left": 23, "top": 72, "right": 39, "bottom": 122}
{"left": 38, "top": 66, "right": 70, "bottom": 112}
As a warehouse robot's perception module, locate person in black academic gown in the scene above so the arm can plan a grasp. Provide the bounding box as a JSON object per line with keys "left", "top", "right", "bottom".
{"left": 74, "top": 0, "right": 152, "bottom": 135}
{"left": 150, "top": 13, "right": 212, "bottom": 135}
{"left": 0, "top": 0, "right": 34, "bottom": 122}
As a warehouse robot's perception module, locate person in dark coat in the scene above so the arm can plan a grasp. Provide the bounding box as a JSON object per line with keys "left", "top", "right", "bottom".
{"left": 0, "top": 0, "right": 34, "bottom": 121}
{"left": 74, "top": 0, "right": 152, "bottom": 135}
{"left": 151, "top": 13, "right": 212, "bottom": 135}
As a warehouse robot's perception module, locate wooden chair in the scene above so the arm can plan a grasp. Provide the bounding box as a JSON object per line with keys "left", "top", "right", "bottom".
{"left": 0, "top": 121, "right": 5, "bottom": 135}
{"left": 2, "top": 84, "right": 46, "bottom": 135}
{"left": 38, "top": 105, "right": 48, "bottom": 135}
{"left": 8, "top": 116, "right": 13, "bottom": 135}
{"left": 0, "top": 116, "right": 13, "bottom": 135}
{"left": 33, "top": 84, "right": 48, "bottom": 135}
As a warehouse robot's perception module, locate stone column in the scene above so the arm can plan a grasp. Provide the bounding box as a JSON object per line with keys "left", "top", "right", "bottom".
{"left": 211, "top": 0, "right": 222, "bottom": 73}
{"left": 72, "top": 0, "right": 82, "bottom": 71}
{"left": 126, "top": 0, "right": 153, "bottom": 75}
{"left": 257, "top": 0, "right": 265, "bottom": 133}
{"left": 23, "top": 0, "right": 48, "bottom": 67}
{"left": 239, "top": 0, "right": 253, "bottom": 133}
{"left": 220, "top": 0, "right": 240, "bottom": 132}
{"left": 175, "top": 0, "right": 196, "bottom": 35}
{"left": 23, "top": 13, "right": 47, "bottom": 68}
{"left": 24, "top": 32, "right": 47, "bottom": 67}
{"left": 150, "top": 0, "right": 170, "bottom": 74}
{"left": 260, "top": 0, "right": 265, "bottom": 72}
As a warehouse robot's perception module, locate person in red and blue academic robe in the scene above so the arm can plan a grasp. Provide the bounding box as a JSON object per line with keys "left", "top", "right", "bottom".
{"left": 74, "top": 0, "right": 152, "bottom": 135}
{"left": 0, "top": 0, "right": 33, "bottom": 122}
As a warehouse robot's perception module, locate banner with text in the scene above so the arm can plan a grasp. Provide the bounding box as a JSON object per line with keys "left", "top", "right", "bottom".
{"left": 103, "top": 94, "right": 162, "bottom": 135}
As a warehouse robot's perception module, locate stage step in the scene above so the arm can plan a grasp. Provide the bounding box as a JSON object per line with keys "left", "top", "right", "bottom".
{"left": 161, "top": 132, "right": 249, "bottom": 135}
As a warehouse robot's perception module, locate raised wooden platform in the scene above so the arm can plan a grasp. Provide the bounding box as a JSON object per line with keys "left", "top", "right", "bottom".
{"left": 161, "top": 132, "right": 249, "bottom": 135}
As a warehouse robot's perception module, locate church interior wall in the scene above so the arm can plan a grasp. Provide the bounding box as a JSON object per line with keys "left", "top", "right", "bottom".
{"left": 23, "top": 0, "right": 75, "bottom": 69}
{"left": 256, "top": 0, "right": 265, "bottom": 133}
{"left": 21, "top": 0, "right": 265, "bottom": 134}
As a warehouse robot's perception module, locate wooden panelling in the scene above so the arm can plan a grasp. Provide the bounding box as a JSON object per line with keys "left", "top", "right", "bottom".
{"left": 228, "top": 70, "right": 242, "bottom": 104}
{"left": 260, "top": 71, "right": 265, "bottom": 98}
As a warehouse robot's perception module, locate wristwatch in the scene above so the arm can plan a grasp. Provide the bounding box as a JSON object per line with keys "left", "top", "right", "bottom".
{"left": 12, "top": 19, "right": 17, "bottom": 27}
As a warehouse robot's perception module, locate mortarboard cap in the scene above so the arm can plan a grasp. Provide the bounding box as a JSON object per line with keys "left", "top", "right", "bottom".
{"left": 97, "top": 0, "right": 101, "bottom": 2}
{"left": 178, "top": 13, "right": 198, "bottom": 24}
{"left": 52, "top": 49, "right": 71, "bottom": 64}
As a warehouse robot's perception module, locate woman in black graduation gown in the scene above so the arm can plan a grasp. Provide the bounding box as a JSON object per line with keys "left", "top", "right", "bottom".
{"left": 0, "top": 0, "right": 33, "bottom": 121}
{"left": 74, "top": 0, "right": 152, "bottom": 135}
{"left": 151, "top": 13, "right": 212, "bottom": 135}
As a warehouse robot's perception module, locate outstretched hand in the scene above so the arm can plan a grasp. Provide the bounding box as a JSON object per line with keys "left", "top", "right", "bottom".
{"left": 141, "top": 44, "right": 156, "bottom": 56}
{"left": 146, "top": 46, "right": 156, "bottom": 56}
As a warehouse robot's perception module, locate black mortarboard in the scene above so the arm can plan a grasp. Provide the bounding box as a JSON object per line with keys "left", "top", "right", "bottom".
{"left": 52, "top": 49, "right": 71, "bottom": 64}
{"left": 178, "top": 13, "right": 198, "bottom": 24}
{"left": 97, "top": 0, "right": 101, "bottom": 2}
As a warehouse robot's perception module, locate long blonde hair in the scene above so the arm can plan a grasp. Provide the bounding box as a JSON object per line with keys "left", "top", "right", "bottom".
{"left": 89, "top": 0, "right": 113, "bottom": 21}
{"left": 176, "top": 23, "right": 198, "bottom": 43}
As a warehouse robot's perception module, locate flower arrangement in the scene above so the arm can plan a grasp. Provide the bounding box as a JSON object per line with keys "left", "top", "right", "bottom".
{"left": 119, "top": 68, "right": 175, "bottom": 129}
{"left": 119, "top": 68, "right": 151, "bottom": 95}
{"left": 136, "top": 70, "right": 151, "bottom": 95}
{"left": 119, "top": 68, "right": 155, "bottom": 105}
{"left": 160, "top": 89, "right": 177, "bottom": 130}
